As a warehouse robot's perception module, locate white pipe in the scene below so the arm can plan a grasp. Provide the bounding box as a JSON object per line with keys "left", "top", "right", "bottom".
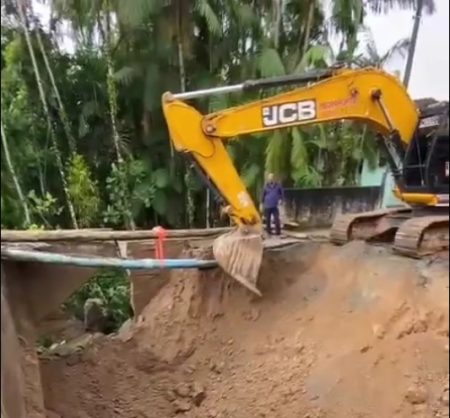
{"left": 172, "top": 83, "right": 244, "bottom": 100}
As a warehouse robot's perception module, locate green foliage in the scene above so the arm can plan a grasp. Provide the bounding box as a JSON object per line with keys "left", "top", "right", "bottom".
{"left": 296, "top": 45, "right": 334, "bottom": 72}
{"left": 195, "top": 0, "right": 222, "bottom": 36}
{"left": 27, "top": 190, "right": 63, "bottom": 228}
{"left": 26, "top": 223, "right": 46, "bottom": 231}
{"left": 64, "top": 267, "right": 132, "bottom": 333}
{"left": 184, "top": 168, "right": 196, "bottom": 227}
{"left": 103, "top": 162, "right": 135, "bottom": 226}
{"left": 103, "top": 159, "right": 183, "bottom": 227}
{"left": 258, "top": 48, "right": 286, "bottom": 77}
{"left": 116, "top": 0, "right": 163, "bottom": 27}
{"left": 291, "top": 128, "right": 320, "bottom": 187}
{"left": 67, "top": 153, "right": 101, "bottom": 227}
{"left": 265, "top": 130, "right": 290, "bottom": 181}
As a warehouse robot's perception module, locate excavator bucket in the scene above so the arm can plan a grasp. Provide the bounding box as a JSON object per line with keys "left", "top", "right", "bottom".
{"left": 212, "top": 226, "right": 264, "bottom": 296}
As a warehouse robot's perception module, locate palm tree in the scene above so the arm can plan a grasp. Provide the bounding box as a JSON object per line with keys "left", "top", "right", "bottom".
{"left": 330, "top": 0, "right": 364, "bottom": 52}
{"left": 34, "top": 22, "right": 77, "bottom": 154}
{"left": 353, "top": 27, "right": 411, "bottom": 69}
{"left": 330, "top": 0, "right": 435, "bottom": 74}
{"left": 113, "top": 0, "right": 223, "bottom": 227}
{"left": 15, "top": 0, "right": 79, "bottom": 228}
{"left": 366, "top": 0, "right": 435, "bottom": 15}
{"left": 402, "top": 0, "right": 425, "bottom": 87}
{"left": 348, "top": 29, "right": 414, "bottom": 184}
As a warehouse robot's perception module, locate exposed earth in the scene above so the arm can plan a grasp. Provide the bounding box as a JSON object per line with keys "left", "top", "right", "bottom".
{"left": 39, "top": 241, "right": 449, "bottom": 418}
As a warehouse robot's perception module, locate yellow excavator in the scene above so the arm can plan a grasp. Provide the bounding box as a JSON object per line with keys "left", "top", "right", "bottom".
{"left": 162, "top": 66, "right": 449, "bottom": 296}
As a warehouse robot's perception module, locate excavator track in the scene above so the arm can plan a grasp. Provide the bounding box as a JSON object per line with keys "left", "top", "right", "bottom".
{"left": 331, "top": 208, "right": 449, "bottom": 259}
{"left": 330, "top": 208, "right": 411, "bottom": 245}
{"left": 393, "top": 215, "right": 449, "bottom": 257}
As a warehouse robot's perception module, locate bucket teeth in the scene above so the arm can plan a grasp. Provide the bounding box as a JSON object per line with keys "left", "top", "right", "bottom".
{"left": 212, "top": 226, "right": 264, "bottom": 296}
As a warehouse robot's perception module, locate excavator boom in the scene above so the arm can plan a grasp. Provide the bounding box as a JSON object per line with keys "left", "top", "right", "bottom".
{"left": 162, "top": 66, "right": 446, "bottom": 295}
{"left": 202, "top": 67, "right": 418, "bottom": 142}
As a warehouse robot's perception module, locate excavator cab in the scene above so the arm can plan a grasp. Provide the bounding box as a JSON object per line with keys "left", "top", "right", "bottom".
{"left": 402, "top": 100, "right": 449, "bottom": 200}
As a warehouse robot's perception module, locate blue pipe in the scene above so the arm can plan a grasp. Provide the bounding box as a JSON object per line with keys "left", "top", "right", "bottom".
{"left": 1, "top": 248, "right": 218, "bottom": 270}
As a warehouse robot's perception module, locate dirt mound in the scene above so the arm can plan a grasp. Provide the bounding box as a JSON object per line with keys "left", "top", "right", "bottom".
{"left": 40, "top": 242, "right": 449, "bottom": 418}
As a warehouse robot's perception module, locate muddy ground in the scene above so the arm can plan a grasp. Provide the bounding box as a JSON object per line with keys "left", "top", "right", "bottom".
{"left": 40, "top": 241, "right": 449, "bottom": 418}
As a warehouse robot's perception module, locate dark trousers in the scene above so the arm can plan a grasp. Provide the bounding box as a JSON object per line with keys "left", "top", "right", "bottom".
{"left": 264, "top": 206, "right": 281, "bottom": 235}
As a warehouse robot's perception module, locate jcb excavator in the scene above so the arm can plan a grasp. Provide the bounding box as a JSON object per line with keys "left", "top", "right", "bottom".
{"left": 162, "top": 66, "right": 449, "bottom": 296}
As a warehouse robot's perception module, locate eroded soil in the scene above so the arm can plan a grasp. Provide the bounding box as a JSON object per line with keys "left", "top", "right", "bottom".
{"left": 41, "top": 242, "right": 450, "bottom": 418}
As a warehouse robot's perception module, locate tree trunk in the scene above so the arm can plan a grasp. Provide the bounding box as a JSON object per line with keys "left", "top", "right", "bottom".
{"left": 175, "top": 0, "right": 184, "bottom": 159}
{"left": 302, "top": 0, "right": 315, "bottom": 57}
{"left": 177, "top": 42, "right": 186, "bottom": 93}
{"left": 403, "top": 0, "right": 423, "bottom": 88}
{"left": 98, "top": 7, "right": 123, "bottom": 164}
{"left": 1, "top": 122, "right": 31, "bottom": 226}
{"left": 206, "top": 188, "right": 211, "bottom": 228}
{"left": 175, "top": 0, "right": 194, "bottom": 228}
{"left": 37, "top": 162, "right": 46, "bottom": 196}
{"left": 34, "top": 23, "right": 77, "bottom": 154}
{"left": 97, "top": 2, "right": 135, "bottom": 230}
{"left": 15, "top": 0, "right": 79, "bottom": 229}
{"left": 273, "top": 0, "right": 282, "bottom": 49}
{"left": 184, "top": 168, "right": 196, "bottom": 229}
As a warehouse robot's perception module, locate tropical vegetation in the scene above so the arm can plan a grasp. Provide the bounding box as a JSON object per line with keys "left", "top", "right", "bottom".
{"left": 1, "top": 0, "right": 433, "bottom": 331}
{"left": 1, "top": 0, "right": 431, "bottom": 231}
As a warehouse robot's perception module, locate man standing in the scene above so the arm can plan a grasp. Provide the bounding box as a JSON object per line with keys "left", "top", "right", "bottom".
{"left": 261, "top": 173, "right": 284, "bottom": 236}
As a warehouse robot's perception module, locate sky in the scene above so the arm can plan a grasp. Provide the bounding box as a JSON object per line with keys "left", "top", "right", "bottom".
{"left": 362, "top": 0, "right": 449, "bottom": 100}
{"left": 33, "top": 0, "right": 449, "bottom": 101}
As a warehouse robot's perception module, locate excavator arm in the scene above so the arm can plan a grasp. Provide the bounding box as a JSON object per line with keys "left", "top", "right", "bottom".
{"left": 162, "top": 67, "right": 420, "bottom": 295}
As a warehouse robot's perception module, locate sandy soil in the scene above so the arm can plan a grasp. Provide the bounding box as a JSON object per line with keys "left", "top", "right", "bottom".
{"left": 40, "top": 241, "right": 449, "bottom": 418}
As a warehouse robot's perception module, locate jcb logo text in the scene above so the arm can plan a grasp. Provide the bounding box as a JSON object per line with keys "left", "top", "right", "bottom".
{"left": 262, "top": 100, "right": 316, "bottom": 127}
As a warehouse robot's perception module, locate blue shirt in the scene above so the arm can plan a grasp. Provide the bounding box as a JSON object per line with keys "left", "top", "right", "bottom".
{"left": 262, "top": 182, "right": 284, "bottom": 209}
